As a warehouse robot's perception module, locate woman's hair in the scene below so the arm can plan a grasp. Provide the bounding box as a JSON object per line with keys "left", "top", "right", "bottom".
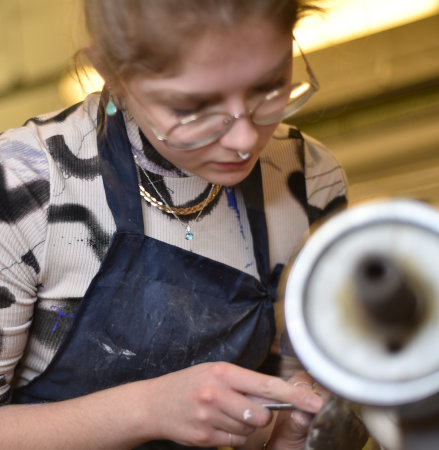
{"left": 84, "top": 0, "right": 321, "bottom": 85}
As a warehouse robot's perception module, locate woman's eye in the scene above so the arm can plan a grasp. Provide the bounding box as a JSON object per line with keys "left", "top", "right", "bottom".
{"left": 170, "top": 105, "right": 205, "bottom": 118}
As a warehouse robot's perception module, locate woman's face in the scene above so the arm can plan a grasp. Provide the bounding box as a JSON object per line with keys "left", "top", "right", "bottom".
{"left": 122, "top": 20, "right": 292, "bottom": 186}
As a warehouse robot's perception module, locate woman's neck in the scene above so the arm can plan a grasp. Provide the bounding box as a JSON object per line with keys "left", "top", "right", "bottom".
{"left": 124, "top": 112, "right": 187, "bottom": 178}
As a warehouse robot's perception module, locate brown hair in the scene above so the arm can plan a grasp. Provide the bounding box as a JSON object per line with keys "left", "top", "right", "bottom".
{"left": 84, "top": 0, "right": 321, "bottom": 86}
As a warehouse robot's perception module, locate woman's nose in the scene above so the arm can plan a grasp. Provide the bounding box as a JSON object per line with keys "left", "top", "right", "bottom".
{"left": 219, "top": 113, "right": 258, "bottom": 155}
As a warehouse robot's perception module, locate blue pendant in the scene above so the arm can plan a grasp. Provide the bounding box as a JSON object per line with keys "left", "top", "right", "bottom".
{"left": 185, "top": 226, "right": 194, "bottom": 240}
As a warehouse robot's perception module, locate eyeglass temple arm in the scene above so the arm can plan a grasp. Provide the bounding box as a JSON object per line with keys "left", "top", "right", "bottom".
{"left": 292, "top": 35, "right": 320, "bottom": 90}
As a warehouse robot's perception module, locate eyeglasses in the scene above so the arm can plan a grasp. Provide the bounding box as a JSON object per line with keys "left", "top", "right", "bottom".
{"left": 146, "top": 39, "right": 319, "bottom": 150}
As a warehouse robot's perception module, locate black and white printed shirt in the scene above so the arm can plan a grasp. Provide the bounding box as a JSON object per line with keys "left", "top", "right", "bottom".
{"left": 0, "top": 93, "right": 347, "bottom": 404}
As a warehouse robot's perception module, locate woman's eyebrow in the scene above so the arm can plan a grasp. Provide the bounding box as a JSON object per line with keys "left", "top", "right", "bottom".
{"left": 146, "top": 50, "right": 292, "bottom": 102}
{"left": 148, "top": 90, "right": 223, "bottom": 104}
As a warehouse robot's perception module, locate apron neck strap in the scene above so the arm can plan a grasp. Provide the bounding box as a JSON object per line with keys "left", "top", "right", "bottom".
{"left": 240, "top": 160, "right": 270, "bottom": 285}
{"left": 97, "top": 100, "right": 144, "bottom": 233}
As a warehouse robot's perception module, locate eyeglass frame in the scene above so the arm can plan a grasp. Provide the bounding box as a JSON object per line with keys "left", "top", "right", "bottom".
{"left": 138, "top": 36, "right": 319, "bottom": 150}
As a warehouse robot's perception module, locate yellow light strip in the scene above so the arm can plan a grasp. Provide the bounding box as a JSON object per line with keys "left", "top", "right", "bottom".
{"left": 295, "top": 0, "right": 439, "bottom": 52}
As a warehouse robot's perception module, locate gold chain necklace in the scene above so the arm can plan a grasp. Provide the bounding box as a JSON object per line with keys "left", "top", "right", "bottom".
{"left": 138, "top": 166, "right": 222, "bottom": 240}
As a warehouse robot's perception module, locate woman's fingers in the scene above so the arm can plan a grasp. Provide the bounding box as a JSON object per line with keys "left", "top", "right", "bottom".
{"left": 289, "top": 371, "right": 332, "bottom": 403}
{"left": 215, "top": 387, "right": 273, "bottom": 433}
{"left": 264, "top": 371, "right": 334, "bottom": 449}
{"left": 150, "top": 363, "right": 326, "bottom": 448}
{"left": 217, "top": 364, "right": 324, "bottom": 414}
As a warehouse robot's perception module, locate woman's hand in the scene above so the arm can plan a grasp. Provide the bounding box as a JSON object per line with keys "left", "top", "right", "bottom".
{"left": 263, "top": 371, "right": 331, "bottom": 450}
{"left": 0, "top": 365, "right": 324, "bottom": 449}
{"left": 137, "top": 362, "right": 324, "bottom": 448}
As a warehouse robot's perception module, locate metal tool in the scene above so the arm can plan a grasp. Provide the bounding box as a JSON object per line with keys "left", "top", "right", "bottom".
{"left": 262, "top": 403, "right": 296, "bottom": 410}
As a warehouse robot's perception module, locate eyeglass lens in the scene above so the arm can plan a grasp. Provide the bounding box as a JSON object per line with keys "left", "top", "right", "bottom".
{"left": 167, "top": 81, "right": 316, "bottom": 149}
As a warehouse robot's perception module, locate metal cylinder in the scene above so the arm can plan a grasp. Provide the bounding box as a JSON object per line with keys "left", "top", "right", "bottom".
{"left": 284, "top": 199, "right": 439, "bottom": 407}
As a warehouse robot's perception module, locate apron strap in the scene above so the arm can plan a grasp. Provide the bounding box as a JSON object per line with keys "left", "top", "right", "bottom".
{"left": 240, "top": 160, "right": 270, "bottom": 286}
{"left": 97, "top": 99, "right": 144, "bottom": 234}
{"left": 241, "top": 129, "right": 307, "bottom": 287}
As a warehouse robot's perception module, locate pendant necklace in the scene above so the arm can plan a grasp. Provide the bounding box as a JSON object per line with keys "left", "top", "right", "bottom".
{"left": 138, "top": 166, "right": 222, "bottom": 240}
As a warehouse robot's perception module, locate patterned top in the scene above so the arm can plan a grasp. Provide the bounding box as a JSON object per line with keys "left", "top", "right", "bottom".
{"left": 0, "top": 93, "right": 347, "bottom": 405}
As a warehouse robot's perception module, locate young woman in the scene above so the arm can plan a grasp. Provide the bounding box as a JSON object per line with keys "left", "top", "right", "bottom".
{"left": 0, "top": 0, "right": 347, "bottom": 448}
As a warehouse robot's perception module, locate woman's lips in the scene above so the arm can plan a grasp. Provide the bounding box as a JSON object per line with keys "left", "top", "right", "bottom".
{"left": 213, "top": 158, "right": 251, "bottom": 170}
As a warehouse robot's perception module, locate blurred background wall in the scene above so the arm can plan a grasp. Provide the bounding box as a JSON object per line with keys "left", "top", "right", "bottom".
{"left": 1, "top": 0, "right": 439, "bottom": 206}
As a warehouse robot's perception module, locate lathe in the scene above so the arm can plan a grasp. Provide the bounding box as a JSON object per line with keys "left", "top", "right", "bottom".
{"left": 284, "top": 199, "right": 439, "bottom": 450}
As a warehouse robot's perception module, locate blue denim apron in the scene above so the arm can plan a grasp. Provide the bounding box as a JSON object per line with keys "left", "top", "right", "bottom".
{"left": 12, "top": 107, "right": 282, "bottom": 449}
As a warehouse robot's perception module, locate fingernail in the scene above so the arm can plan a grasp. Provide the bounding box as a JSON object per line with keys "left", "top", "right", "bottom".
{"left": 292, "top": 381, "right": 312, "bottom": 390}
{"left": 307, "top": 394, "right": 324, "bottom": 410}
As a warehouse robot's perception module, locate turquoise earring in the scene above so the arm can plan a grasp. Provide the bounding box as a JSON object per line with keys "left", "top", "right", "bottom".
{"left": 106, "top": 99, "right": 117, "bottom": 116}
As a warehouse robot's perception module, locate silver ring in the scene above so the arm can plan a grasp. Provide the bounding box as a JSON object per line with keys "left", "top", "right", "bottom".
{"left": 237, "top": 151, "right": 251, "bottom": 160}
{"left": 229, "top": 432, "right": 233, "bottom": 447}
